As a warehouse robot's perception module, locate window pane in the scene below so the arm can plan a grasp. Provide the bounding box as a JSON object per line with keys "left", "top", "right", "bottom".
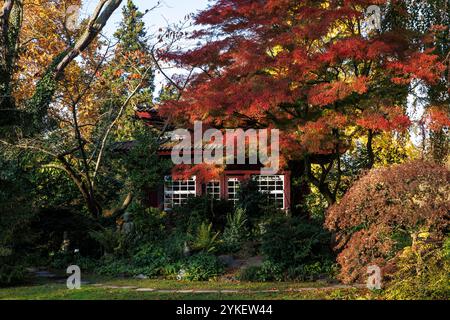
{"left": 227, "top": 178, "right": 240, "bottom": 205}
{"left": 253, "top": 175, "right": 285, "bottom": 209}
{"left": 164, "top": 176, "right": 196, "bottom": 210}
{"left": 206, "top": 181, "right": 221, "bottom": 200}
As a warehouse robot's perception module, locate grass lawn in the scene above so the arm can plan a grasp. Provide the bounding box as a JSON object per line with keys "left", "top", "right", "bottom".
{"left": 0, "top": 276, "right": 374, "bottom": 300}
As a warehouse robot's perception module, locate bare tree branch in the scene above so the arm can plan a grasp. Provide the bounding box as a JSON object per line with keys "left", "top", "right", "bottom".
{"left": 0, "top": 138, "right": 57, "bottom": 157}
{"left": 55, "top": 0, "right": 123, "bottom": 78}
{"left": 93, "top": 66, "right": 153, "bottom": 180}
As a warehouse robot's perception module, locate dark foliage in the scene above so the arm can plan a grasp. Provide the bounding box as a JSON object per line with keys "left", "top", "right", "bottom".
{"left": 31, "top": 208, "right": 99, "bottom": 259}
{"left": 261, "top": 216, "right": 334, "bottom": 269}
{"left": 169, "top": 196, "right": 233, "bottom": 233}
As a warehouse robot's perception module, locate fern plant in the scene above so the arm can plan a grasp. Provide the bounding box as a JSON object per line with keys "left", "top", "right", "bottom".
{"left": 222, "top": 208, "right": 248, "bottom": 253}
{"left": 191, "top": 223, "right": 220, "bottom": 253}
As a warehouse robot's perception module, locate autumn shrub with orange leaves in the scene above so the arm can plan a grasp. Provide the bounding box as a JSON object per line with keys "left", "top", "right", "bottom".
{"left": 325, "top": 161, "right": 450, "bottom": 284}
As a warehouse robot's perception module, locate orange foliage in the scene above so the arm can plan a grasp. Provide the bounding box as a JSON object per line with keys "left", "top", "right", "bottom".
{"left": 12, "top": 0, "right": 105, "bottom": 138}
{"left": 14, "top": 0, "right": 82, "bottom": 104}
{"left": 172, "top": 163, "right": 223, "bottom": 184}
{"left": 424, "top": 107, "right": 450, "bottom": 131}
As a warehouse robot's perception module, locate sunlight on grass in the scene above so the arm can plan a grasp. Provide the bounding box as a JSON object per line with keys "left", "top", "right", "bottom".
{"left": 0, "top": 277, "right": 370, "bottom": 300}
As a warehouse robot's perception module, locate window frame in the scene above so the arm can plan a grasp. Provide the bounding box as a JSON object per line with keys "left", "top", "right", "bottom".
{"left": 227, "top": 177, "right": 240, "bottom": 205}
{"left": 252, "top": 174, "right": 285, "bottom": 209}
{"left": 206, "top": 180, "right": 221, "bottom": 200}
{"left": 164, "top": 176, "right": 197, "bottom": 210}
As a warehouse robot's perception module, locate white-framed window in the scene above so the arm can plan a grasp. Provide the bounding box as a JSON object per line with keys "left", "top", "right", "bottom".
{"left": 227, "top": 178, "right": 240, "bottom": 205}
{"left": 164, "top": 176, "right": 196, "bottom": 210}
{"left": 253, "top": 175, "right": 285, "bottom": 209}
{"left": 206, "top": 181, "right": 221, "bottom": 200}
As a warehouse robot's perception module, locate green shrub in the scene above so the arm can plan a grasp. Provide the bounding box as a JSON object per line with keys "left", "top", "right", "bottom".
{"left": 286, "top": 261, "right": 339, "bottom": 281}
{"left": 302, "top": 187, "right": 328, "bottom": 222}
{"left": 129, "top": 206, "right": 167, "bottom": 243}
{"left": 118, "top": 124, "right": 171, "bottom": 202}
{"left": 161, "top": 253, "right": 224, "bottom": 281}
{"left": 170, "top": 196, "right": 233, "bottom": 234}
{"left": 221, "top": 208, "right": 248, "bottom": 253}
{"left": 238, "top": 261, "right": 284, "bottom": 282}
{"left": 181, "top": 253, "right": 225, "bottom": 281}
{"left": 238, "top": 260, "right": 338, "bottom": 282}
{"left": 237, "top": 266, "right": 260, "bottom": 282}
{"left": 162, "top": 262, "right": 184, "bottom": 278}
{"left": 0, "top": 171, "right": 37, "bottom": 286}
{"left": 50, "top": 251, "right": 98, "bottom": 271}
{"left": 261, "top": 216, "right": 333, "bottom": 268}
{"left": 191, "top": 222, "right": 221, "bottom": 253}
{"left": 162, "top": 232, "right": 190, "bottom": 260}
{"left": 0, "top": 263, "right": 26, "bottom": 287}
{"left": 384, "top": 236, "right": 450, "bottom": 300}
{"left": 90, "top": 228, "right": 129, "bottom": 257}
{"left": 95, "top": 244, "right": 174, "bottom": 278}
{"left": 94, "top": 258, "right": 133, "bottom": 277}
{"left": 132, "top": 245, "right": 170, "bottom": 276}
{"left": 95, "top": 240, "right": 220, "bottom": 279}
{"left": 236, "top": 180, "right": 283, "bottom": 233}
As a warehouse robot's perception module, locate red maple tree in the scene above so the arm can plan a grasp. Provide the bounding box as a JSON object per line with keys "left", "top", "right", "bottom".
{"left": 159, "top": 0, "right": 446, "bottom": 207}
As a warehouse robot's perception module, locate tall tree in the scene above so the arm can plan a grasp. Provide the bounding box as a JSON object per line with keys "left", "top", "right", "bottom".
{"left": 0, "top": 0, "right": 141, "bottom": 218}
{"left": 408, "top": 0, "right": 449, "bottom": 163}
{"left": 0, "top": 0, "right": 123, "bottom": 133}
{"left": 103, "top": 0, "right": 155, "bottom": 140}
{"left": 159, "top": 0, "right": 446, "bottom": 208}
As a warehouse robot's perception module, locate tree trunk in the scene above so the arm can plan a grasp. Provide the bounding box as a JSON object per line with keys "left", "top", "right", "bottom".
{"left": 0, "top": 0, "right": 20, "bottom": 114}
{"left": 287, "top": 159, "right": 310, "bottom": 216}
{"left": 304, "top": 157, "right": 337, "bottom": 206}
{"left": 54, "top": 157, "right": 103, "bottom": 218}
{"left": 366, "top": 129, "right": 375, "bottom": 169}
